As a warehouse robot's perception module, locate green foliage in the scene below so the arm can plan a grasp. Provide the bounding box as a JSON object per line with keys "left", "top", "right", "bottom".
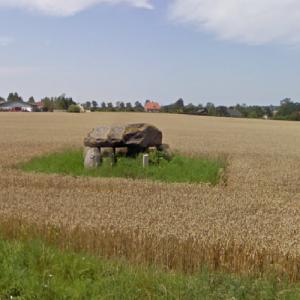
{"left": 161, "top": 98, "right": 185, "bottom": 113}
{"left": 206, "top": 102, "right": 217, "bottom": 116}
{"left": 91, "top": 100, "right": 98, "bottom": 109}
{"left": 54, "top": 94, "right": 75, "bottom": 110}
{"left": 101, "top": 102, "right": 106, "bottom": 110}
{"left": 275, "top": 98, "right": 300, "bottom": 120}
{"left": 134, "top": 101, "right": 144, "bottom": 112}
{"left": 67, "top": 105, "right": 81, "bottom": 113}
{"left": 41, "top": 94, "right": 75, "bottom": 112}
{"left": 84, "top": 101, "right": 91, "bottom": 109}
{"left": 21, "top": 150, "right": 225, "bottom": 185}
{"left": 7, "top": 92, "right": 23, "bottom": 102}
{"left": 235, "top": 104, "right": 268, "bottom": 118}
{"left": 41, "top": 97, "right": 54, "bottom": 112}
{"left": 125, "top": 102, "right": 133, "bottom": 111}
{"left": 0, "top": 238, "right": 298, "bottom": 299}
{"left": 28, "top": 96, "right": 35, "bottom": 105}
{"left": 89, "top": 101, "right": 144, "bottom": 112}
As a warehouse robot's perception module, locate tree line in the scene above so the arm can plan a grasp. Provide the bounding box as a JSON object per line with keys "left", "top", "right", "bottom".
{"left": 1, "top": 92, "right": 300, "bottom": 120}
{"left": 82, "top": 100, "right": 144, "bottom": 112}
{"left": 160, "top": 98, "right": 300, "bottom": 120}
{"left": 0, "top": 92, "right": 76, "bottom": 112}
{"left": 40, "top": 95, "right": 75, "bottom": 112}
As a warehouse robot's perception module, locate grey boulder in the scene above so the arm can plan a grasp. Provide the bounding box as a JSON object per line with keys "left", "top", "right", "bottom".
{"left": 84, "top": 123, "right": 162, "bottom": 149}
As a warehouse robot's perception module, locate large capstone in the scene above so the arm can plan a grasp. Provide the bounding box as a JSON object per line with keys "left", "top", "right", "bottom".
{"left": 84, "top": 123, "right": 163, "bottom": 149}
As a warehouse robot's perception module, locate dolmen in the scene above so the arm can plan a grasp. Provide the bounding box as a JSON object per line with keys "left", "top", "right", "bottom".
{"left": 83, "top": 123, "right": 170, "bottom": 169}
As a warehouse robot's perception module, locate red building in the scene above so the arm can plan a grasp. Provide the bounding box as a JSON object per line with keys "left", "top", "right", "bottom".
{"left": 144, "top": 101, "right": 161, "bottom": 112}
{"left": 35, "top": 101, "right": 45, "bottom": 111}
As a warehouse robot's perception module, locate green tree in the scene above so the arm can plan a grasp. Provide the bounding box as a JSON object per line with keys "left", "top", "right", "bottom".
{"left": 53, "top": 94, "right": 75, "bottom": 110}
{"left": 174, "top": 98, "right": 184, "bottom": 113}
{"left": 248, "top": 111, "right": 258, "bottom": 118}
{"left": 28, "top": 96, "right": 35, "bottom": 105}
{"left": 41, "top": 97, "right": 54, "bottom": 112}
{"left": 7, "top": 92, "right": 22, "bottom": 102}
{"left": 68, "top": 104, "right": 81, "bottom": 113}
{"left": 183, "top": 103, "right": 197, "bottom": 114}
{"left": 277, "top": 98, "right": 300, "bottom": 117}
{"left": 264, "top": 106, "right": 273, "bottom": 118}
{"left": 161, "top": 98, "right": 185, "bottom": 114}
{"left": 206, "top": 102, "right": 216, "bottom": 116}
{"left": 107, "top": 102, "right": 114, "bottom": 111}
{"left": 119, "top": 102, "right": 125, "bottom": 110}
{"left": 125, "top": 102, "right": 133, "bottom": 111}
{"left": 92, "top": 101, "right": 98, "bottom": 109}
{"left": 134, "top": 101, "right": 144, "bottom": 112}
{"left": 84, "top": 101, "right": 91, "bottom": 109}
{"left": 235, "top": 103, "right": 248, "bottom": 117}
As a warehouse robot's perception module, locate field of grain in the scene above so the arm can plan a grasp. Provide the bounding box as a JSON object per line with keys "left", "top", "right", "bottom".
{"left": 0, "top": 112, "right": 300, "bottom": 279}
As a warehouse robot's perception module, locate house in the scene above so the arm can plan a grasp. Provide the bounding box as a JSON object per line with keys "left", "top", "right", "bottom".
{"left": 0, "top": 101, "right": 33, "bottom": 112}
{"left": 194, "top": 108, "right": 208, "bottom": 116}
{"left": 216, "top": 106, "right": 242, "bottom": 118}
{"left": 35, "top": 101, "right": 44, "bottom": 111}
{"left": 144, "top": 101, "right": 161, "bottom": 112}
{"left": 227, "top": 108, "right": 242, "bottom": 118}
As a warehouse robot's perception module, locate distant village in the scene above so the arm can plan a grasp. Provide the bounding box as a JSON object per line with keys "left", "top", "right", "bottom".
{"left": 0, "top": 92, "right": 299, "bottom": 121}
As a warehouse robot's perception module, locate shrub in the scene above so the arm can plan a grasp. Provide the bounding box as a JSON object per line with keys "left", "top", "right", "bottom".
{"left": 68, "top": 105, "right": 81, "bottom": 113}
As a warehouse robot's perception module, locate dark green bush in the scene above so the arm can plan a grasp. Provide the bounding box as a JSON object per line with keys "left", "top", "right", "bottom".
{"left": 68, "top": 105, "right": 81, "bottom": 113}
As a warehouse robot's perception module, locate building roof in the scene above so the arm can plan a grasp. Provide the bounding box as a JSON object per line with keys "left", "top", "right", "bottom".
{"left": 227, "top": 109, "right": 242, "bottom": 117}
{"left": 0, "top": 101, "right": 33, "bottom": 109}
{"left": 195, "top": 108, "right": 208, "bottom": 115}
{"left": 216, "top": 106, "right": 242, "bottom": 118}
{"left": 144, "top": 101, "right": 161, "bottom": 111}
{"left": 35, "top": 101, "right": 44, "bottom": 108}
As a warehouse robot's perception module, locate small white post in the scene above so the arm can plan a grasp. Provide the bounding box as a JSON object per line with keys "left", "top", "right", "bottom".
{"left": 143, "top": 154, "right": 149, "bottom": 168}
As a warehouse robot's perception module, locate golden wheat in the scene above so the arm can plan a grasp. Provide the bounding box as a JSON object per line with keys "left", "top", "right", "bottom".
{"left": 0, "top": 112, "right": 300, "bottom": 279}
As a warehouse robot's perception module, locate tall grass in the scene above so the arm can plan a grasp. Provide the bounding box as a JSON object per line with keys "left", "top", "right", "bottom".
{"left": 20, "top": 149, "right": 225, "bottom": 185}
{"left": 1, "top": 112, "right": 300, "bottom": 281}
{"left": 0, "top": 237, "right": 298, "bottom": 300}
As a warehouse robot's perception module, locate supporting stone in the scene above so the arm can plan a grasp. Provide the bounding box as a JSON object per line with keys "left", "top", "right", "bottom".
{"left": 83, "top": 146, "right": 90, "bottom": 158}
{"left": 157, "top": 144, "right": 173, "bottom": 161}
{"left": 101, "top": 147, "right": 113, "bottom": 158}
{"left": 143, "top": 154, "right": 149, "bottom": 168}
{"left": 84, "top": 147, "right": 101, "bottom": 169}
{"left": 111, "top": 148, "right": 117, "bottom": 167}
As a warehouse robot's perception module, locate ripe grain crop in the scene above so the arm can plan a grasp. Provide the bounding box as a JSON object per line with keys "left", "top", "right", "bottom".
{"left": 0, "top": 112, "right": 300, "bottom": 279}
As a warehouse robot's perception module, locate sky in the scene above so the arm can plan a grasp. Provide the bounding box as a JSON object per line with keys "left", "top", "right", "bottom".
{"left": 1, "top": 0, "right": 300, "bottom": 106}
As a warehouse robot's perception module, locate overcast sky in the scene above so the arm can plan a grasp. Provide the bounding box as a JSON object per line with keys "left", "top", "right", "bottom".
{"left": 1, "top": 0, "right": 300, "bottom": 105}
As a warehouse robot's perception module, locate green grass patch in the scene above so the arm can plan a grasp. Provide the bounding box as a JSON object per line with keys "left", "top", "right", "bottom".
{"left": 0, "top": 238, "right": 298, "bottom": 300}
{"left": 20, "top": 149, "right": 225, "bottom": 185}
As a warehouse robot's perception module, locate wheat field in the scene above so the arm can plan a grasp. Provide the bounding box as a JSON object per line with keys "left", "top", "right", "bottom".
{"left": 0, "top": 112, "right": 300, "bottom": 279}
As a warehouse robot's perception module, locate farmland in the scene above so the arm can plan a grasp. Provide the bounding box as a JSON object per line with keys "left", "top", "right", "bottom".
{"left": 0, "top": 112, "right": 300, "bottom": 280}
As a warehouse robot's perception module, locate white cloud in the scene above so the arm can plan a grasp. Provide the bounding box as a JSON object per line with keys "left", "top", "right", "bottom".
{"left": 0, "top": 0, "right": 153, "bottom": 16}
{"left": 169, "top": 0, "right": 300, "bottom": 45}
{"left": 0, "top": 36, "right": 14, "bottom": 46}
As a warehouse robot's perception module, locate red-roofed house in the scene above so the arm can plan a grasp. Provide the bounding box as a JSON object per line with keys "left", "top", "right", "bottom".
{"left": 144, "top": 101, "right": 161, "bottom": 113}
{"left": 35, "top": 101, "right": 44, "bottom": 111}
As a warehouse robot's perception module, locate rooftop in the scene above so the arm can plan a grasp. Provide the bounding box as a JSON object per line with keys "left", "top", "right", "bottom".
{"left": 144, "top": 101, "right": 161, "bottom": 111}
